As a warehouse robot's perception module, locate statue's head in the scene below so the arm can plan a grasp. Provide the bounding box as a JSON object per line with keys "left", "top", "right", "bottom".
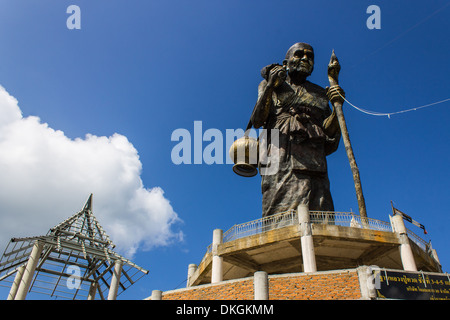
{"left": 283, "top": 42, "right": 314, "bottom": 78}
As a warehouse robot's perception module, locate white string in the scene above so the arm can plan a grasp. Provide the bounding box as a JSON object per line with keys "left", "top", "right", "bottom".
{"left": 332, "top": 88, "right": 450, "bottom": 118}
{"left": 349, "top": 2, "right": 450, "bottom": 70}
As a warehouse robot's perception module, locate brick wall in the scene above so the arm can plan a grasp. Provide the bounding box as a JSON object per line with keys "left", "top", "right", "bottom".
{"left": 269, "top": 270, "right": 361, "bottom": 300}
{"left": 161, "top": 278, "right": 254, "bottom": 300}
{"left": 152, "top": 269, "right": 362, "bottom": 300}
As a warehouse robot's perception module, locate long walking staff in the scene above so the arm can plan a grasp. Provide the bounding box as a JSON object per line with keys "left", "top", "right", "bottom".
{"left": 327, "top": 51, "right": 368, "bottom": 222}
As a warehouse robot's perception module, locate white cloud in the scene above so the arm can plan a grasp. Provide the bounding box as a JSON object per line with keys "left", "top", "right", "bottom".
{"left": 0, "top": 85, "right": 182, "bottom": 258}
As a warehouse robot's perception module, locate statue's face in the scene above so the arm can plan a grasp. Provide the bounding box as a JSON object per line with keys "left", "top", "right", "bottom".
{"left": 284, "top": 43, "right": 314, "bottom": 77}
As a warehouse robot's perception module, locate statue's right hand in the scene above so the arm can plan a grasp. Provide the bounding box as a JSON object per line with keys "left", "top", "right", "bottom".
{"left": 267, "top": 65, "right": 286, "bottom": 88}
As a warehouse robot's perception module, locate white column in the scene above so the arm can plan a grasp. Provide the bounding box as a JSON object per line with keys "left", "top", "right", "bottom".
{"left": 211, "top": 229, "right": 223, "bottom": 283}
{"left": 87, "top": 282, "right": 98, "bottom": 300}
{"left": 392, "top": 215, "right": 417, "bottom": 271}
{"left": 298, "top": 204, "right": 317, "bottom": 273}
{"left": 107, "top": 260, "right": 123, "bottom": 300}
{"left": 356, "top": 266, "right": 377, "bottom": 300}
{"left": 7, "top": 265, "right": 26, "bottom": 300}
{"left": 254, "top": 271, "right": 269, "bottom": 300}
{"left": 151, "top": 290, "right": 163, "bottom": 300}
{"left": 187, "top": 263, "right": 197, "bottom": 287}
{"left": 15, "top": 241, "right": 44, "bottom": 300}
{"left": 428, "top": 241, "right": 441, "bottom": 266}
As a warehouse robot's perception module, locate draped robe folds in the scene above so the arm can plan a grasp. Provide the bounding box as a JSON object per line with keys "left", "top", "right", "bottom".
{"left": 253, "top": 79, "right": 341, "bottom": 217}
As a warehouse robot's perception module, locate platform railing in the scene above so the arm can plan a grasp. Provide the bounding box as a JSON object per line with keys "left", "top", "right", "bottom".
{"left": 309, "top": 211, "right": 394, "bottom": 232}
{"left": 406, "top": 228, "right": 428, "bottom": 251}
{"left": 222, "top": 209, "right": 297, "bottom": 244}
{"left": 219, "top": 210, "right": 428, "bottom": 253}
{"left": 222, "top": 210, "right": 397, "bottom": 243}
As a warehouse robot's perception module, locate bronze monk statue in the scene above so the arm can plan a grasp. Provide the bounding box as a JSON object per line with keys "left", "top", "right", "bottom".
{"left": 249, "top": 42, "right": 345, "bottom": 217}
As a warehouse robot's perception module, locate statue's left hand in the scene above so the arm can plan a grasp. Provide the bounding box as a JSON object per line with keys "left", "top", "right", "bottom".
{"left": 326, "top": 85, "right": 345, "bottom": 105}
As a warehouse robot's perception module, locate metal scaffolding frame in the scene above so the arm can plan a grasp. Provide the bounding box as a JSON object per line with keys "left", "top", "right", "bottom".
{"left": 0, "top": 194, "right": 149, "bottom": 300}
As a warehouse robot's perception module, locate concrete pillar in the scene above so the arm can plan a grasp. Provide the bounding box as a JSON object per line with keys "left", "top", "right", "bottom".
{"left": 7, "top": 265, "right": 26, "bottom": 300}
{"left": 211, "top": 229, "right": 223, "bottom": 283}
{"left": 254, "top": 271, "right": 269, "bottom": 300}
{"left": 107, "top": 260, "right": 123, "bottom": 300}
{"left": 427, "top": 241, "right": 441, "bottom": 266}
{"left": 87, "top": 282, "right": 98, "bottom": 300}
{"left": 187, "top": 264, "right": 197, "bottom": 287}
{"left": 392, "top": 215, "right": 417, "bottom": 272}
{"left": 15, "top": 241, "right": 44, "bottom": 300}
{"left": 298, "top": 204, "right": 317, "bottom": 273}
{"left": 151, "top": 290, "right": 163, "bottom": 300}
{"left": 356, "top": 266, "right": 377, "bottom": 300}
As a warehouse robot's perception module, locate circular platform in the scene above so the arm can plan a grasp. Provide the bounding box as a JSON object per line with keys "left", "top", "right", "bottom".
{"left": 188, "top": 210, "right": 441, "bottom": 286}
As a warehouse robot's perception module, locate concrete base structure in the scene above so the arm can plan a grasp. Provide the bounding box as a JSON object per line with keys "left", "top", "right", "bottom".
{"left": 185, "top": 223, "right": 440, "bottom": 287}
{"left": 148, "top": 207, "right": 444, "bottom": 300}
{"left": 147, "top": 267, "right": 449, "bottom": 300}
{"left": 146, "top": 269, "right": 363, "bottom": 300}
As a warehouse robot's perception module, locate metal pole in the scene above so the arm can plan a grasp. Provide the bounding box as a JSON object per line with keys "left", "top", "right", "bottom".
{"left": 87, "top": 282, "right": 98, "bottom": 300}
{"left": 107, "top": 260, "right": 123, "bottom": 300}
{"left": 7, "top": 265, "right": 25, "bottom": 300}
{"left": 15, "top": 241, "right": 44, "bottom": 300}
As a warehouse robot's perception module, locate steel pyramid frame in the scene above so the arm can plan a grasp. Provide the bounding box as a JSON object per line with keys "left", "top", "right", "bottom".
{"left": 0, "top": 194, "right": 149, "bottom": 300}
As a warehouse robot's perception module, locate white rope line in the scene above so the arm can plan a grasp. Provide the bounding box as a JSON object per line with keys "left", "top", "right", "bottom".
{"left": 349, "top": 2, "right": 450, "bottom": 70}
{"left": 332, "top": 88, "right": 450, "bottom": 118}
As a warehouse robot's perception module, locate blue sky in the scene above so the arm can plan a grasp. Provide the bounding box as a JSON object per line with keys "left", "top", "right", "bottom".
{"left": 0, "top": 0, "right": 449, "bottom": 299}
